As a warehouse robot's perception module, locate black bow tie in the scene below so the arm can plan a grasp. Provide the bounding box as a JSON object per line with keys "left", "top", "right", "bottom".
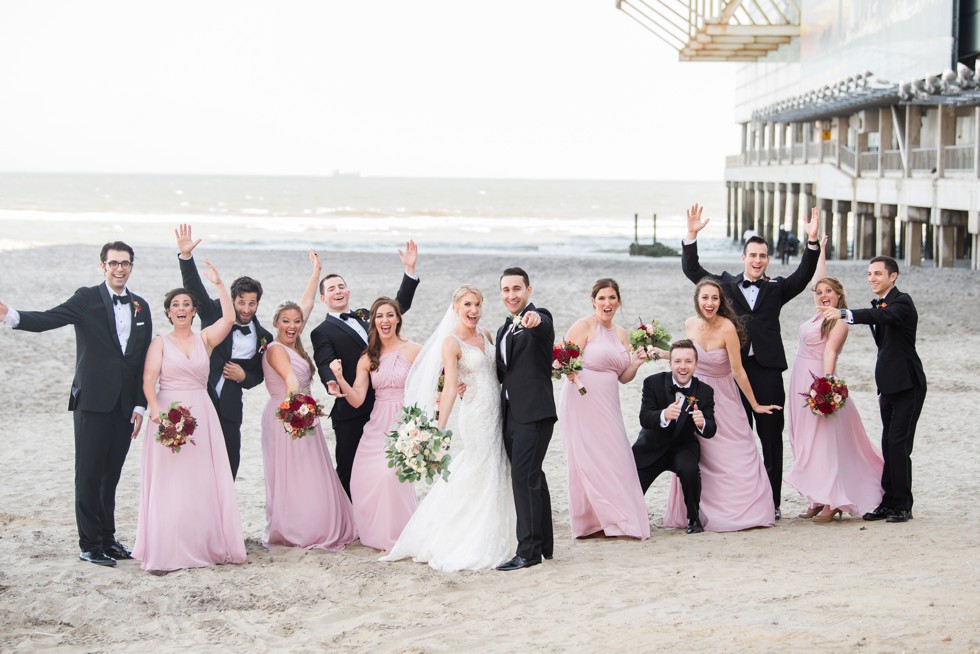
{"left": 871, "top": 298, "right": 883, "bottom": 308}
{"left": 741, "top": 279, "right": 763, "bottom": 289}
{"left": 112, "top": 294, "right": 130, "bottom": 305}
{"left": 232, "top": 324, "right": 251, "bottom": 335}
{"left": 339, "top": 311, "right": 361, "bottom": 321}
{"left": 670, "top": 384, "right": 690, "bottom": 395}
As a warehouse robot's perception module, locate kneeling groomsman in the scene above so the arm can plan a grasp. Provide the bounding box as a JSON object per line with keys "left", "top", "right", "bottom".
{"left": 632, "top": 340, "right": 717, "bottom": 533}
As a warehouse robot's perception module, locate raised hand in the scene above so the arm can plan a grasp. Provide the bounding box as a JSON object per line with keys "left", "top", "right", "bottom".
{"left": 328, "top": 359, "right": 344, "bottom": 379}
{"left": 664, "top": 396, "right": 684, "bottom": 422}
{"left": 398, "top": 240, "right": 418, "bottom": 276}
{"left": 803, "top": 206, "right": 820, "bottom": 243}
{"left": 175, "top": 224, "right": 202, "bottom": 259}
{"left": 309, "top": 250, "right": 321, "bottom": 275}
{"left": 203, "top": 258, "right": 222, "bottom": 286}
{"left": 691, "top": 406, "right": 706, "bottom": 431}
{"left": 0, "top": 300, "right": 8, "bottom": 322}
{"left": 685, "top": 203, "right": 709, "bottom": 240}
{"left": 818, "top": 305, "right": 842, "bottom": 322}
{"left": 520, "top": 310, "right": 541, "bottom": 329}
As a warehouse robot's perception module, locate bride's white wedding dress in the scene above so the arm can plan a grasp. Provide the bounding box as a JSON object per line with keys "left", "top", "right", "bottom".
{"left": 381, "top": 331, "right": 516, "bottom": 571}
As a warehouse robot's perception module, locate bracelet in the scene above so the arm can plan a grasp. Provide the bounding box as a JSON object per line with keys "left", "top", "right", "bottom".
{"left": 652, "top": 351, "right": 660, "bottom": 361}
{"left": 807, "top": 240, "right": 819, "bottom": 246}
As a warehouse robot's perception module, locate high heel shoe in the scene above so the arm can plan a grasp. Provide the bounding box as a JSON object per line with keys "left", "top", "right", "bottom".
{"left": 812, "top": 508, "right": 843, "bottom": 524}
{"left": 798, "top": 504, "right": 825, "bottom": 519}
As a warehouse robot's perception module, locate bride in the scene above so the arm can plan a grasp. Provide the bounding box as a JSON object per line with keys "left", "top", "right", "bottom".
{"left": 381, "top": 284, "right": 516, "bottom": 571}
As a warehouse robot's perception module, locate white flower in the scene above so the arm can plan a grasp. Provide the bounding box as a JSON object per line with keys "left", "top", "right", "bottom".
{"left": 299, "top": 404, "right": 309, "bottom": 415}
{"left": 552, "top": 360, "right": 560, "bottom": 369}
{"left": 833, "top": 393, "right": 842, "bottom": 403}
{"left": 810, "top": 390, "right": 817, "bottom": 397}
{"left": 175, "top": 420, "right": 184, "bottom": 432}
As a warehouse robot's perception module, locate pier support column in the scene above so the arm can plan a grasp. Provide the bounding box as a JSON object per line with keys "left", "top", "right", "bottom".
{"left": 754, "top": 183, "right": 765, "bottom": 236}
{"left": 937, "top": 225, "right": 955, "bottom": 268}
{"left": 788, "top": 183, "right": 801, "bottom": 236}
{"left": 819, "top": 198, "right": 834, "bottom": 257}
{"left": 764, "top": 183, "right": 776, "bottom": 246}
{"left": 877, "top": 204, "right": 897, "bottom": 258}
{"left": 857, "top": 203, "right": 876, "bottom": 259}
{"left": 834, "top": 200, "right": 850, "bottom": 260}
{"left": 777, "top": 182, "right": 788, "bottom": 236}
{"left": 741, "top": 182, "right": 754, "bottom": 241}
{"left": 905, "top": 221, "right": 923, "bottom": 268}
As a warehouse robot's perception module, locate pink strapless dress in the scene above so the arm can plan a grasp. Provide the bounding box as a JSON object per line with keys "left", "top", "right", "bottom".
{"left": 559, "top": 324, "right": 649, "bottom": 539}
{"left": 260, "top": 342, "right": 355, "bottom": 550}
{"left": 785, "top": 314, "right": 884, "bottom": 515}
{"left": 133, "top": 334, "right": 246, "bottom": 572}
{"left": 664, "top": 341, "right": 774, "bottom": 532}
{"left": 349, "top": 349, "right": 418, "bottom": 551}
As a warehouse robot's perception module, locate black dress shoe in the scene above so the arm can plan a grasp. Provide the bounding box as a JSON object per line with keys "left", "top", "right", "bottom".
{"left": 862, "top": 504, "right": 891, "bottom": 521}
{"left": 543, "top": 554, "right": 553, "bottom": 560}
{"left": 774, "top": 508, "right": 781, "bottom": 520}
{"left": 104, "top": 540, "right": 132, "bottom": 560}
{"left": 886, "top": 509, "right": 913, "bottom": 523}
{"left": 79, "top": 550, "right": 117, "bottom": 567}
{"left": 686, "top": 519, "right": 705, "bottom": 534}
{"left": 496, "top": 555, "right": 541, "bottom": 571}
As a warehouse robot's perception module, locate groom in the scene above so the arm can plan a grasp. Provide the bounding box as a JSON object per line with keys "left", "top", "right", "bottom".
{"left": 0, "top": 242, "right": 152, "bottom": 566}
{"left": 495, "top": 267, "right": 556, "bottom": 571}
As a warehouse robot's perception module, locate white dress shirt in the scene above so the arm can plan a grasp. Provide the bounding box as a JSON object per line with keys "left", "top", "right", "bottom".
{"left": 215, "top": 320, "right": 257, "bottom": 397}
{"left": 330, "top": 311, "right": 368, "bottom": 343}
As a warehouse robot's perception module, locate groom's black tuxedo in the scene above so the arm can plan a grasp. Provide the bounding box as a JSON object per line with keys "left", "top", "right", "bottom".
{"left": 682, "top": 240, "right": 819, "bottom": 510}
{"left": 310, "top": 273, "right": 419, "bottom": 496}
{"left": 495, "top": 303, "right": 557, "bottom": 562}
{"left": 179, "top": 255, "right": 272, "bottom": 479}
{"left": 632, "top": 372, "right": 716, "bottom": 522}
{"left": 15, "top": 283, "right": 152, "bottom": 552}
{"left": 850, "top": 286, "right": 926, "bottom": 512}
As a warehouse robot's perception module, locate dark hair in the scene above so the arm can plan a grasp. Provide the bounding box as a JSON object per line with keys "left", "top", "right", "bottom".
{"left": 364, "top": 297, "right": 403, "bottom": 372}
{"left": 230, "top": 276, "right": 263, "bottom": 302}
{"left": 100, "top": 241, "right": 134, "bottom": 263}
{"left": 669, "top": 338, "right": 698, "bottom": 361}
{"left": 272, "top": 301, "right": 314, "bottom": 377}
{"left": 163, "top": 288, "right": 199, "bottom": 325}
{"left": 500, "top": 267, "right": 530, "bottom": 286}
{"left": 742, "top": 235, "right": 769, "bottom": 256}
{"left": 870, "top": 255, "right": 900, "bottom": 276}
{"left": 591, "top": 278, "right": 621, "bottom": 301}
{"left": 812, "top": 277, "right": 849, "bottom": 340}
{"left": 694, "top": 279, "right": 747, "bottom": 346}
{"left": 318, "top": 273, "right": 346, "bottom": 296}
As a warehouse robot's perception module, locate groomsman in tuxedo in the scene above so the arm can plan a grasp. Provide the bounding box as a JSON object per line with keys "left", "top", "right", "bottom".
{"left": 0, "top": 242, "right": 152, "bottom": 566}
{"left": 311, "top": 242, "right": 419, "bottom": 497}
{"left": 632, "top": 340, "right": 717, "bottom": 533}
{"left": 682, "top": 204, "right": 821, "bottom": 519}
{"left": 495, "top": 268, "right": 556, "bottom": 571}
{"left": 819, "top": 256, "right": 926, "bottom": 523}
{"left": 176, "top": 224, "right": 272, "bottom": 480}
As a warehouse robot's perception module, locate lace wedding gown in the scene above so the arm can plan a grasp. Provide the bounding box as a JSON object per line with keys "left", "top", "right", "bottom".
{"left": 381, "top": 331, "right": 516, "bottom": 571}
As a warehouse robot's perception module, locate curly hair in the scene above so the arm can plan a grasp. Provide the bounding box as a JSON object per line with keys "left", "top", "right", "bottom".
{"left": 364, "top": 297, "right": 403, "bottom": 372}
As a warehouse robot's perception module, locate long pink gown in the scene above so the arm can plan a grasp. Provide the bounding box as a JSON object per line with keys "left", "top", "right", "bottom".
{"left": 664, "top": 341, "right": 775, "bottom": 532}
{"left": 559, "top": 324, "right": 649, "bottom": 539}
{"left": 133, "top": 334, "right": 246, "bottom": 572}
{"left": 349, "top": 349, "right": 418, "bottom": 551}
{"left": 261, "top": 342, "right": 355, "bottom": 550}
{"left": 785, "top": 314, "right": 884, "bottom": 515}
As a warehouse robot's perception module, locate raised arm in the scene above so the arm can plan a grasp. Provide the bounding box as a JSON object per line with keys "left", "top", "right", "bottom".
{"left": 299, "top": 250, "right": 322, "bottom": 324}
{"left": 814, "top": 234, "right": 829, "bottom": 281}
{"left": 8, "top": 289, "right": 89, "bottom": 332}
{"left": 681, "top": 204, "right": 716, "bottom": 284}
{"left": 394, "top": 240, "right": 420, "bottom": 314}
{"left": 328, "top": 354, "right": 372, "bottom": 409}
{"left": 199, "top": 259, "right": 234, "bottom": 353}
{"left": 779, "top": 207, "right": 821, "bottom": 302}
{"left": 175, "top": 224, "right": 219, "bottom": 327}
{"left": 724, "top": 321, "right": 780, "bottom": 414}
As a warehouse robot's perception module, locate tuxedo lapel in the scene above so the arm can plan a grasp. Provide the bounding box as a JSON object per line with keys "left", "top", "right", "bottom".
{"left": 728, "top": 277, "right": 752, "bottom": 313}
{"left": 124, "top": 292, "right": 140, "bottom": 356}
{"left": 327, "top": 314, "right": 367, "bottom": 347}
{"left": 99, "top": 285, "right": 123, "bottom": 353}
{"left": 754, "top": 279, "right": 770, "bottom": 310}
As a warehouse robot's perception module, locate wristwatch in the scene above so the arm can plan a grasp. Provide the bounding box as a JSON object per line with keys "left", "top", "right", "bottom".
{"left": 839, "top": 309, "right": 847, "bottom": 320}
{"left": 807, "top": 240, "right": 820, "bottom": 246}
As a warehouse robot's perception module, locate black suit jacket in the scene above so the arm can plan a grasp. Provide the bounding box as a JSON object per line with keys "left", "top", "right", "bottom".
{"left": 179, "top": 256, "right": 272, "bottom": 424}
{"left": 849, "top": 286, "right": 926, "bottom": 395}
{"left": 15, "top": 284, "right": 152, "bottom": 414}
{"left": 310, "top": 273, "right": 419, "bottom": 423}
{"left": 682, "top": 240, "right": 819, "bottom": 371}
{"left": 495, "top": 303, "right": 558, "bottom": 423}
{"left": 632, "top": 372, "right": 716, "bottom": 469}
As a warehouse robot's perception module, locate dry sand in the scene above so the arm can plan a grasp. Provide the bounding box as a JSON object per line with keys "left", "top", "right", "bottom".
{"left": 1, "top": 242, "right": 978, "bottom": 652}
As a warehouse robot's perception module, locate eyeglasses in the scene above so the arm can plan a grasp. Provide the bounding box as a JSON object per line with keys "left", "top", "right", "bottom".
{"left": 104, "top": 261, "right": 133, "bottom": 270}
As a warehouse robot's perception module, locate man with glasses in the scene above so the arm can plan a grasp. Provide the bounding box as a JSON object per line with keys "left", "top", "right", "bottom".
{"left": 0, "top": 242, "right": 153, "bottom": 566}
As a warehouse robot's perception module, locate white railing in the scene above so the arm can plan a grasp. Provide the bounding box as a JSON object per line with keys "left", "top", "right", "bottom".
{"left": 839, "top": 145, "right": 856, "bottom": 171}
{"left": 909, "top": 147, "right": 937, "bottom": 171}
{"left": 943, "top": 145, "right": 975, "bottom": 171}
{"left": 792, "top": 143, "right": 804, "bottom": 161}
{"left": 859, "top": 152, "right": 879, "bottom": 174}
{"left": 807, "top": 142, "right": 821, "bottom": 159}
{"left": 726, "top": 154, "right": 743, "bottom": 167}
{"left": 821, "top": 140, "right": 838, "bottom": 159}
{"left": 882, "top": 150, "right": 903, "bottom": 171}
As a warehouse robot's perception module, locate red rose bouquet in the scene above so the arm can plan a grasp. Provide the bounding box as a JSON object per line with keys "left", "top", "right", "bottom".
{"left": 801, "top": 371, "right": 849, "bottom": 417}
{"left": 277, "top": 390, "right": 325, "bottom": 439}
{"left": 156, "top": 402, "right": 197, "bottom": 453}
{"left": 552, "top": 341, "right": 587, "bottom": 395}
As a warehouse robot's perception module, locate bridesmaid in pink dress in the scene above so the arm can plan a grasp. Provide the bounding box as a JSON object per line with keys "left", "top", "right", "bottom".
{"left": 664, "top": 279, "right": 778, "bottom": 532}
{"left": 261, "top": 251, "right": 355, "bottom": 550}
{"left": 559, "top": 279, "right": 649, "bottom": 539}
{"left": 135, "top": 259, "right": 246, "bottom": 572}
{"left": 330, "top": 297, "right": 421, "bottom": 551}
{"left": 786, "top": 245, "right": 884, "bottom": 522}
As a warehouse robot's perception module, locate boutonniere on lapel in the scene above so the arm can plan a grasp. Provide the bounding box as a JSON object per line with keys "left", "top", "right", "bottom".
{"left": 510, "top": 314, "right": 523, "bottom": 333}
{"left": 258, "top": 336, "right": 269, "bottom": 354}
{"left": 764, "top": 276, "right": 772, "bottom": 282}
{"left": 687, "top": 395, "right": 699, "bottom": 412}
{"left": 131, "top": 299, "right": 143, "bottom": 315}
{"left": 878, "top": 302, "right": 887, "bottom": 309}
{"left": 354, "top": 308, "right": 368, "bottom": 322}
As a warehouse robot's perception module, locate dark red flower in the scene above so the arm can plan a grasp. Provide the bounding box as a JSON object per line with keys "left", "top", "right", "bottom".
{"left": 183, "top": 419, "right": 196, "bottom": 435}
{"left": 818, "top": 402, "right": 834, "bottom": 414}
{"left": 815, "top": 379, "right": 832, "bottom": 395}
{"left": 168, "top": 408, "right": 182, "bottom": 423}
{"left": 290, "top": 415, "right": 306, "bottom": 429}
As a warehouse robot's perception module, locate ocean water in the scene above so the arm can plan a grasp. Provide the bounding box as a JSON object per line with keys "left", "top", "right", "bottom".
{"left": 0, "top": 174, "right": 733, "bottom": 256}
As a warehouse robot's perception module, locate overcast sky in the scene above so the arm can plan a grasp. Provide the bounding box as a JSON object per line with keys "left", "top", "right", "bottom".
{"left": 0, "top": 1, "right": 738, "bottom": 180}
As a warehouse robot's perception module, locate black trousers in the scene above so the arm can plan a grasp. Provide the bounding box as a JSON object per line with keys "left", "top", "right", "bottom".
{"left": 879, "top": 385, "right": 926, "bottom": 511}
{"left": 333, "top": 413, "right": 371, "bottom": 499}
{"left": 740, "top": 358, "right": 784, "bottom": 509}
{"left": 217, "top": 414, "right": 242, "bottom": 481}
{"left": 636, "top": 447, "right": 702, "bottom": 522}
{"left": 73, "top": 401, "right": 133, "bottom": 552}
{"left": 503, "top": 404, "right": 554, "bottom": 561}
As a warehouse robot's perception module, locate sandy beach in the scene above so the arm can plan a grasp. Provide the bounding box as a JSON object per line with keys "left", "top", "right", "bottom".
{"left": 1, "top": 241, "right": 978, "bottom": 652}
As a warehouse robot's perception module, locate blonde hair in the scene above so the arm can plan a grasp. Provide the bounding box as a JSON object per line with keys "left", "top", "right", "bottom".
{"left": 272, "top": 301, "right": 314, "bottom": 377}
{"left": 813, "top": 277, "right": 848, "bottom": 339}
{"left": 452, "top": 284, "right": 484, "bottom": 306}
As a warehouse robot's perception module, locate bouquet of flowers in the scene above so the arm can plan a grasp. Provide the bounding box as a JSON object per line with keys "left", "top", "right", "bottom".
{"left": 628, "top": 319, "right": 671, "bottom": 357}
{"left": 552, "top": 341, "right": 587, "bottom": 395}
{"left": 276, "top": 390, "right": 325, "bottom": 439}
{"left": 385, "top": 404, "right": 453, "bottom": 484}
{"left": 801, "top": 371, "right": 849, "bottom": 417}
{"left": 156, "top": 402, "right": 197, "bottom": 453}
